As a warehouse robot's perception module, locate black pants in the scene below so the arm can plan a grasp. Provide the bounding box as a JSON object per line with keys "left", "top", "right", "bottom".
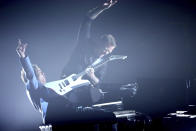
{"left": 45, "top": 106, "right": 117, "bottom": 131}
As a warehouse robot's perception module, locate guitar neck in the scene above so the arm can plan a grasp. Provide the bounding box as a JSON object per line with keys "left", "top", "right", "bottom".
{"left": 73, "top": 55, "right": 127, "bottom": 79}
{"left": 74, "top": 59, "right": 108, "bottom": 79}
{"left": 75, "top": 71, "right": 86, "bottom": 79}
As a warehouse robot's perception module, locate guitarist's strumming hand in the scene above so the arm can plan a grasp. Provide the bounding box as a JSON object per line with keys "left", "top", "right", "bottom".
{"left": 16, "top": 39, "right": 28, "bottom": 58}
{"left": 85, "top": 68, "right": 99, "bottom": 85}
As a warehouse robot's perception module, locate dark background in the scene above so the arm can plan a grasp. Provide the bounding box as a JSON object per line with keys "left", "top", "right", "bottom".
{"left": 0, "top": 0, "right": 196, "bottom": 130}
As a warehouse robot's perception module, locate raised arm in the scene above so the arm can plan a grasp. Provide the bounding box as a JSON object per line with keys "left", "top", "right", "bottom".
{"left": 87, "top": 0, "right": 118, "bottom": 20}
{"left": 77, "top": 0, "right": 118, "bottom": 42}
{"left": 16, "top": 39, "right": 39, "bottom": 90}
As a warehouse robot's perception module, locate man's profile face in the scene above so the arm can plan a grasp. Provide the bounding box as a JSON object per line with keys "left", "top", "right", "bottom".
{"left": 38, "top": 71, "right": 46, "bottom": 84}
{"left": 35, "top": 68, "right": 46, "bottom": 84}
{"left": 104, "top": 44, "right": 115, "bottom": 54}
{"left": 99, "top": 44, "right": 115, "bottom": 58}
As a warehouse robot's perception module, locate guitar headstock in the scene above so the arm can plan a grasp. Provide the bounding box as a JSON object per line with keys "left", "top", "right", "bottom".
{"left": 90, "top": 55, "right": 127, "bottom": 69}
{"left": 109, "top": 55, "right": 127, "bottom": 61}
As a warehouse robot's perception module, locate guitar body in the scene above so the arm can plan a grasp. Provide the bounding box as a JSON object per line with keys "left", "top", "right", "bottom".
{"left": 44, "top": 55, "right": 127, "bottom": 98}
{"left": 44, "top": 74, "right": 90, "bottom": 96}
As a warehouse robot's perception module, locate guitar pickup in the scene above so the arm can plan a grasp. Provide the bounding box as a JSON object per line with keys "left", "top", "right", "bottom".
{"left": 62, "top": 82, "right": 66, "bottom": 87}
{"left": 64, "top": 80, "right": 70, "bottom": 85}
{"left": 58, "top": 84, "right": 63, "bottom": 89}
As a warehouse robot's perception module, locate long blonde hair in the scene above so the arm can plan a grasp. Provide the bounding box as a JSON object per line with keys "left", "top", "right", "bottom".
{"left": 20, "top": 64, "right": 42, "bottom": 84}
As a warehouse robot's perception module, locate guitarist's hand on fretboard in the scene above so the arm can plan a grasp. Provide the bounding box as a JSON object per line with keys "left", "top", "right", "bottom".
{"left": 85, "top": 68, "right": 99, "bottom": 85}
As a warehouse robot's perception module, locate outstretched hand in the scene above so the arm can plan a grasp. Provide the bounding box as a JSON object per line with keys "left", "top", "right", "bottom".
{"left": 103, "top": 0, "right": 118, "bottom": 9}
{"left": 16, "top": 39, "right": 28, "bottom": 58}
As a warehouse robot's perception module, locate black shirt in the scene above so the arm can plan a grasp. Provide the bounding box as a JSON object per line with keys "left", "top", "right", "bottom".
{"left": 61, "top": 17, "right": 107, "bottom": 106}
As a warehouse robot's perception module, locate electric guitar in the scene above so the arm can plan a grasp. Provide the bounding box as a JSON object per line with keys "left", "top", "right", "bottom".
{"left": 45, "top": 55, "right": 127, "bottom": 96}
